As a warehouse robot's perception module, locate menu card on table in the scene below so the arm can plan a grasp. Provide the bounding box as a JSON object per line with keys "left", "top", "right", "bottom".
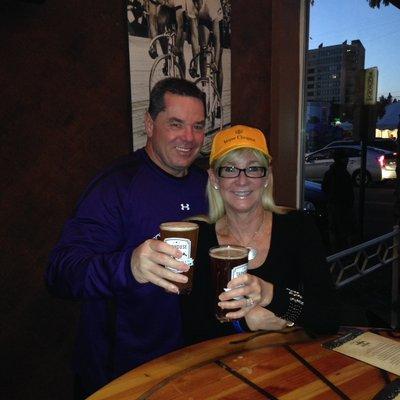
{"left": 323, "top": 329, "right": 400, "bottom": 376}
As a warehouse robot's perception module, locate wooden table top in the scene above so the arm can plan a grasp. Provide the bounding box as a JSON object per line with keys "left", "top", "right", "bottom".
{"left": 88, "top": 328, "right": 400, "bottom": 400}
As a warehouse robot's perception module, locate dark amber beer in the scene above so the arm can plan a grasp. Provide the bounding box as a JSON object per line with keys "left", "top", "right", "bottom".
{"left": 159, "top": 222, "right": 199, "bottom": 294}
{"left": 209, "top": 245, "right": 249, "bottom": 322}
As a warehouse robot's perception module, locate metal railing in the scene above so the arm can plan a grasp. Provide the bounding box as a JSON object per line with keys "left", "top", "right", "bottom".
{"left": 326, "top": 227, "right": 399, "bottom": 329}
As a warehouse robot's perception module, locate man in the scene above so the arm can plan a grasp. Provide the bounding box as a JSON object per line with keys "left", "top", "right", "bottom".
{"left": 147, "top": 0, "right": 189, "bottom": 76}
{"left": 187, "top": 0, "right": 224, "bottom": 99}
{"left": 46, "top": 78, "right": 207, "bottom": 399}
{"left": 127, "top": 0, "right": 147, "bottom": 37}
{"left": 322, "top": 148, "right": 355, "bottom": 251}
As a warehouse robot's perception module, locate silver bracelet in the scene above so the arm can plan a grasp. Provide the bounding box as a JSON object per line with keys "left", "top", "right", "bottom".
{"left": 278, "top": 288, "right": 304, "bottom": 324}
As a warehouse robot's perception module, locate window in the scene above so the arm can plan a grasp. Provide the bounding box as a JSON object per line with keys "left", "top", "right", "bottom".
{"left": 343, "top": 148, "right": 360, "bottom": 157}
{"left": 306, "top": 149, "right": 332, "bottom": 162}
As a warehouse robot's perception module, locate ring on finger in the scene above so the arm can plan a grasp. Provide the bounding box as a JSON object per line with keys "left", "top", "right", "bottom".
{"left": 245, "top": 297, "right": 254, "bottom": 307}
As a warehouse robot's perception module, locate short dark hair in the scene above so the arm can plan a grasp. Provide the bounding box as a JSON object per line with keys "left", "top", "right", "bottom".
{"left": 148, "top": 78, "right": 205, "bottom": 120}
{"left": 333, "top": 148, "right": 348, "bottom": 162}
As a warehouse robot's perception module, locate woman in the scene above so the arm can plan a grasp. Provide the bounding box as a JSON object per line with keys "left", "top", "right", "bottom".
{"left": 181, "top": 125, "right": 339, "bottom": 344}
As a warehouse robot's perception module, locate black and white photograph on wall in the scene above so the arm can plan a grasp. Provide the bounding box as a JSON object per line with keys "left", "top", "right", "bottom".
{"left": 127, "top": 0, "right": 231, "bottom": 153}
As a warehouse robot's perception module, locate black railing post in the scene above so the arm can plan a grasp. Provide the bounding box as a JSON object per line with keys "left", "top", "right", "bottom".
{"left": 391, "top": 229, "right": 399, "bottom": 330}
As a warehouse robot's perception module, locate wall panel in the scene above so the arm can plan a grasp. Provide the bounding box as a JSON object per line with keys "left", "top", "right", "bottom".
{"left": 0, "top": 1, "right": 131, "bottom": 399}
{"left": 231, "top": 0, "right": 301, "bottom": 207}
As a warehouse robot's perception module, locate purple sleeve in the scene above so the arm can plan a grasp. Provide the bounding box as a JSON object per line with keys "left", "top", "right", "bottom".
{"left": 46, "top": 175, "right": 140, "bottom": 299}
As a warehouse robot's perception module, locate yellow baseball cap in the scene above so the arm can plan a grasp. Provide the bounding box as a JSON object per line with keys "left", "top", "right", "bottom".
{"left": 209, "top": 125, "right": 271, "bottom": 165}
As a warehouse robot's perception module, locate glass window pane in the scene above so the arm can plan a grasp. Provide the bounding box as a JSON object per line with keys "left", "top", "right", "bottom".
{"left": 303, "top": 0, "right": 400, "bottom": 253}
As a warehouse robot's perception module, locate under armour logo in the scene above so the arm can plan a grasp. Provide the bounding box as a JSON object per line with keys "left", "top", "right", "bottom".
{"left": 180, "top": 203, "right": 190, "bottom": 210}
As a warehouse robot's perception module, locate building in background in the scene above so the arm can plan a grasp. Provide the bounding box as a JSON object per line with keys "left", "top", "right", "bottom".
{"left": 306, "top": 40, "right": 365, "bottom": 106}
{"left": 304, "top": 40, "right": 366, "bottom": 151}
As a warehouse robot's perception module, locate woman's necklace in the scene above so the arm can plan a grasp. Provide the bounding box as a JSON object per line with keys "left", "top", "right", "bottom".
{"left": 225, "top": 212, "right": 265, "bottom": 261}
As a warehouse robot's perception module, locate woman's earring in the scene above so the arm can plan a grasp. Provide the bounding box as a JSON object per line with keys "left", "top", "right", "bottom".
{"left": 214, "top": 185, "right": 219, "bottom": 190}
{"left": 264, "top": 183, "right": 268, "bottom": 188}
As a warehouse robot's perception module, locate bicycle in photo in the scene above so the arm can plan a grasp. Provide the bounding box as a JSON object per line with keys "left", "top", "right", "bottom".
{"left": 148, "top": 29, "right": 184, "bottom": 93}
{"left": 189, "top": 44, "right": 223, "bottom": 155}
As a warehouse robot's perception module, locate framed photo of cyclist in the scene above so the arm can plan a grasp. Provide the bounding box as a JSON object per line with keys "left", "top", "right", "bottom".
{"left": 126, "top": 0, "right": 231, "bottom": 154}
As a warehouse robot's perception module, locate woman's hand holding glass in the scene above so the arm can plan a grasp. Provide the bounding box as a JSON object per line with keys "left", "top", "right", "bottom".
{"left": 245, "top": 307, "right": 288, "bottom": 331}
{"left": 217, "top": 273, "right": 274, "bottom": 320}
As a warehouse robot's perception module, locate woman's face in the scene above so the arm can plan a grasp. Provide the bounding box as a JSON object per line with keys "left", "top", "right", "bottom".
{"left": 209, "top": 151, "right": 268, "bottom": 215}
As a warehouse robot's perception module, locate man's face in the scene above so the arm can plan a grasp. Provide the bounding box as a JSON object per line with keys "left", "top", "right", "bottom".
{"left": 145, "top": 93, "right": 205, "bottom": 177}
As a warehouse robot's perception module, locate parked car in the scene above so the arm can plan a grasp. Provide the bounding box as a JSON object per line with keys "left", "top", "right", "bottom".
{"left": 304, "top": 145, "right": 396, "bottom": 185}
{"left": 304, "top": 180, "right": 329, "bottom": 245}
{"left": 322, "top": 139, "right": 359, "bottom": 149}
{"left": 304, "top": 179, "right": 326, "bottom": 215}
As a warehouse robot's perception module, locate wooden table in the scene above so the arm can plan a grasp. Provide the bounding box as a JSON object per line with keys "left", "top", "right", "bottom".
{"left": 88, "top": 328, "right": 400, "bottom": 400}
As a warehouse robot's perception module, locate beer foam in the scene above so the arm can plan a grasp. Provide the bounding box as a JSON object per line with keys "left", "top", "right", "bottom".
{"left": 160, "top": 222, "right": 199, "bottom": 231}
{"left": 210, "top": 246, "right": 248, "bottom": 260}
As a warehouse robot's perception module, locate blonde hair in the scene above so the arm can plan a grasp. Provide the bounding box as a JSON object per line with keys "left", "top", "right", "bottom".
{"left": 204, "top": 148, "right": 288, "bottom": 223}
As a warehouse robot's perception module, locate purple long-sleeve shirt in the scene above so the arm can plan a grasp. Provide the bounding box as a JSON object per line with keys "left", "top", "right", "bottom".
{"left": 46, "top": 148, "right": 208, "bottom": 394}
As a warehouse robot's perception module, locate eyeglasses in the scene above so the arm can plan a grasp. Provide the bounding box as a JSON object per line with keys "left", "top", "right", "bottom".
{"left": 218, "top": 166, "right": 267, "bottom": 178}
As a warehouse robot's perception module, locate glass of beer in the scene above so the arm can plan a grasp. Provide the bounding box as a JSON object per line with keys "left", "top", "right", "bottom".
{"left": 209, "top": 245, "right": 249, "bottom": 322}
{"left": 159, "top": 221, "right": 199, "bottom": 294}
